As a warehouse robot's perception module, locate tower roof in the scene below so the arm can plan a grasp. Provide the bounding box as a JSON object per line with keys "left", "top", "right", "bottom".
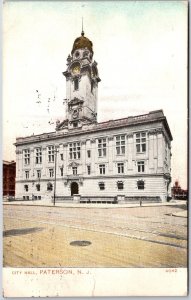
{"left": 71, "top": 31, "right": 93, "bottom": 54}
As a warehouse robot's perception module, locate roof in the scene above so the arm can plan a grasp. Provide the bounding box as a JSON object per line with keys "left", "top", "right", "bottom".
{"left": 15, "top": 110, "right": 173, "bottom": 146}
{"left": 71, "top": 31, "right": 93, "bottom": 54}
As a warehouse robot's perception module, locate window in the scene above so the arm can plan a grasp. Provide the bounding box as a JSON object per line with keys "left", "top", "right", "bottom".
{"left": 136, "top": 132, "right": 146, "bottom": 153}
{"left": 35, "top": 147, "right": 42, "bottom": 164}
{"left": 60, "top": 153, "right": 63, "bottom": 160}
{"left": 25, "top": 171, "right": 29, "bottom": 179}
{"left": 117, "top": 163, "right": 124, "bottom": 174}
{"left": 99, "top": 182, "right": 105, "bottom": 190}
{"left": 74, "top": 78, "right": 79, "bottom": 90}
{"left": 24, "top": 149, "right": 30, "bottom": 165}
{"left": 87, "top": 150, "right": 91, "bottom": 158}
{"left": 98, "top": 138, "right": 107, "bottom": 157}
{"left": 99, "top": 164, "right": 105, "bottom": 175}
{"left": 60, "top": 167, "right": 63, "bottom": 176}
{"left": 49, "top": 168, "right": 54, "bottom": 178}
{"left": 137, "top": 180, "right": 145, "bottom": 190}
{"left": 37, "top": 170, "right": 41, "bottom": 178}
{"left": 36, "top": 184, "right": 40, "bottom": 191}
{"left": 83, "top": 50, "right": 89, "bottom": 57}
{"left": 48, "top": 146, "right": 55, "bottom": 162}
{"left": 91, "top": 81, "right": 94, "bottom": 93}
{"left": 72, "top": 167, "right": 77, "bottom": 175}
{"left": 38, "top": 196, "right": 41, "bottom": 200}
{"left": 116, "top": 135, "right": 125, "bottom": 155}
{"left": 24, "top": 184, "right": 28, "bottom": 192}
{"left": 47, "top": 182, "right": 53, "bottom": 191}
{"left": 73, "top": 122, "right": 78, "bottom": 128}
{"left": 69, "top": 142, "right": 81, "bottom": 159}
{"left": 137, "top": 161, "right": 145, "bottom": 173}
{"left": 75, "top": 51, "right": 80, "bottom": 58}
{"left": 87, "top": 165, "right": 91, "bottom": 175}
{"left": 117, "top": 181, "right": 124, "bottom": 190}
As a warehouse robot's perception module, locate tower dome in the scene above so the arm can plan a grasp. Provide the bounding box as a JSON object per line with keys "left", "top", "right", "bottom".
{"left": 71, "top": 31, "right": 93, "bottom": 54}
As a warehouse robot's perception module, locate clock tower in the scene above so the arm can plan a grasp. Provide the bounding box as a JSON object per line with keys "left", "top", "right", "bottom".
{"left": 62, "top": 30, "right": 101, "bottom": 129}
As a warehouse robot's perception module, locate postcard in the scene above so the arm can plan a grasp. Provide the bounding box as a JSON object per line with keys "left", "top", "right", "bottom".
{"left": 2, "top": 0, "right": 188, "bottom": 297}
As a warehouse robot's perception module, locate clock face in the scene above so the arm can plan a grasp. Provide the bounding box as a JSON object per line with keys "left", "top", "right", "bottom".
{"left": 72, "top": 65, "right": 80, "bottom": 75}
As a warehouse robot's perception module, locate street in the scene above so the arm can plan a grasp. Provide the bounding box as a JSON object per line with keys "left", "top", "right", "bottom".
{"left": 3, "top": 203, "right": 187, "bottom": 267}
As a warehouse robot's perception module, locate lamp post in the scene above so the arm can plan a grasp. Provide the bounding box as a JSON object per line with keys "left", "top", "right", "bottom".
{"left": 53, "top": 147, "right": 59, "bottom": 206}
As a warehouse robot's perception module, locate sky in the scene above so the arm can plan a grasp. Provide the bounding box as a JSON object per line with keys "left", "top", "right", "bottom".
{"left": 3, "top": 1, "right": 188, "bottom": 189}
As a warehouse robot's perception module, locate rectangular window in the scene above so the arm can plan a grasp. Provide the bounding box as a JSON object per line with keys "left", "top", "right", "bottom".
{"left": 37, "top": 170, "right": 41, "bottom": 178}
{"left": 60, "top": 167, "right": 63, "bottom": 176}
{"left": 72, "top": 167, "right": 77, "bottom": 175}
{"left": 49, "top": 168, "right": 54, "bottom": 177}
{"left": 117, "top": 163, "right": 124, "bottom": 174}
{"left": 87, "top": 165, "right": 91, "bottom": 175}
{"left": 38, "top": 196, "right": 41, "bottom": 200}
{"left": 137, "top": 180, "right": 145, "bottom": 190}
{"left": 87, "top": 150, "right": 91, "bottom": 158}
{"left": 24, "top": 184, "right": 28, "bottom": 192}
{"left": 35, "top": 147, "right": 42, "bottom": 164}
{"left": 136, "top": 132, "right": 146, "bottom": 153}
{"left": 69, "top": 142, "right": 81, "bottom": 159}
{"left": 25, "top": 171, "right": 29, "bottom": 179}
{"left": 48, "top": 146, "right": 55, "bottom": 162}
{"left": 137, "top": 161, "right": 145, "bottom": 172}
{"left": 98, "top": 138, "right": 107, "bottom": 157}
{"left": 60, "top": 153, "right": 63, "bottom": 160}
{"left": 24, "top": 149, "right": 30, "bottom": 165}
{"left": 116, "top": 135, "right": 125, "bottom": 155}
{"left": 99, "top": 182, "right": 105, "bottom": 190}
{"left": 99, "top": 164, "right": 105, "bottom": 175}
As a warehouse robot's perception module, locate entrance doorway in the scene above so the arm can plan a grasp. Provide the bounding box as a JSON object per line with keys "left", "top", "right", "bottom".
{"left": 71, "top": 182, "right": 79, "bottom": 196}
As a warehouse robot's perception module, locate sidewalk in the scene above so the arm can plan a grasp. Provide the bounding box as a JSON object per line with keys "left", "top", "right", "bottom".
{"left": 3, "top": 199, "right": 187, "bottom": 209}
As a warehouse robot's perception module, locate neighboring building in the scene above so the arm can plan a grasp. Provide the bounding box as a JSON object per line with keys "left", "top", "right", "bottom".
{"left": 171, "top": 181, "right": 188, "bottom": 200}
{"left": 3, "top": 160, "right": 16, "bottom": 198}
{"left": 15, "top": 30, "right": 173, "bottom": 203}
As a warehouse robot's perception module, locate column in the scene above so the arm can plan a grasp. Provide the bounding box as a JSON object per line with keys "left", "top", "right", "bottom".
{"left": 90, "top": 138, "right": 96, "bottom": 174}
{"left": 127, "top": 134, "right": 133, "bottom": 170}
{"left": 108, "top": 136, "right": 113, "bottom": 173}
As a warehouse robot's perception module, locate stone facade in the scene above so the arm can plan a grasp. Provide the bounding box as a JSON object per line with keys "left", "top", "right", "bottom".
{"left": 15, "top": 31, "right": 173, "bottom": 204}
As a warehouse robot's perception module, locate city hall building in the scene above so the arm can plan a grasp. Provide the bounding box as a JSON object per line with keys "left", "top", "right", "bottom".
{"left": 15, "top": 30, "right": 173, "bottom": 204}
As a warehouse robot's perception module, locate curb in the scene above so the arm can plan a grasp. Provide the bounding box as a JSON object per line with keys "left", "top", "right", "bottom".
{"left": 3, "top": 201, "right": 186, "bottom": 209}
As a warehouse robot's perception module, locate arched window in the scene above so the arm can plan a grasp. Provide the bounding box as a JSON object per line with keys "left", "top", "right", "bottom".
{"left": 83, "top": 50, "right": 89, "bottom": 57}
{"left": 91, "top": 81, "right": 94, "bottom": 93}
{"left": 99, "top": 182, "right": 105, "bottom": 190}
{"left": 74, "top": 78, "right": 79, "bottom": 90}
{"left": 47, "top": 182, "right": 53, "bottom": 191}
{"left": 117, "top": 181, "right": 124, "bottom": 190}
{"left": 36, "top": 184, "right": 40, "bottom": 191}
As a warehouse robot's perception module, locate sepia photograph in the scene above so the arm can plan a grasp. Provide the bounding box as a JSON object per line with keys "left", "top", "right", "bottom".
{"left": 2, "top": 0, "right": 188, "bottom": 297}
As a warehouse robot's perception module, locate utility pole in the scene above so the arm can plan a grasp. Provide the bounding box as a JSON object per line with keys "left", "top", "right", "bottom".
{"left": 53, "top": 147, "right": 59, "bottom": 206}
